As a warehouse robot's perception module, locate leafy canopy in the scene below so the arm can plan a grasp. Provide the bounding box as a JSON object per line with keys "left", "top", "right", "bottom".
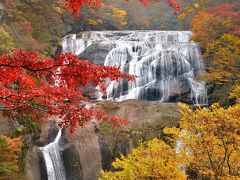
{"left": 0, "top": 135, "right": 22, "bottom": 179}
{"left": 65, "top": 0, "right": 182, "bottom": 16}
{"left": 0, "top": 49, "right": 134, "bottom": 132}
{"left": 99, "top": 138, "right": 187, "bottom": 180}
{"left": 191, "top": 3, "right": 240, "bottom": 104}
{"left": 171, "top": 103, "right": 240, "bottom": 179}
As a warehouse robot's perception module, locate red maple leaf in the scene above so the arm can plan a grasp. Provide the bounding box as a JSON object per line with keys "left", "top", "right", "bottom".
{"left": 0, "top": 49, "right": 134, "bottom": 132}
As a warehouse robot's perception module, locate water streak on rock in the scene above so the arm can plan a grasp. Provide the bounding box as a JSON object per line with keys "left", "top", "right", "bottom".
{"left": 39, "top": 129, "right": 66, "bottom": 180}
{"left": 62, "top": 31, "right": 208, "bottom": 105}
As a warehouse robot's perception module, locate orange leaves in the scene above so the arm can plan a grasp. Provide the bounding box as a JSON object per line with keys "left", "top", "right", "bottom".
{"left": 191, "top": 3, "right": 240, "bottom": 87}
{"left": 0, "top": 135, "right": 22, "bottom": 178}
{"left": 191, "top": 3, "right": 240, "bottom": 48}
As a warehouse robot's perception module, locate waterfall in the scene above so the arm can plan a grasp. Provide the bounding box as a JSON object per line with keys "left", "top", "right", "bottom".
{"left": 39, "top": 129, "right": 66, "bottom": 180}
{"left": 62, "top": 31, "right": 208, "bottom": 105}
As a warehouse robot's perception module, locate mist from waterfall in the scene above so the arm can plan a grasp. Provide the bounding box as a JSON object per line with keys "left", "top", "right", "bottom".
{"left": 62, "top": 31, "right": 208, "bottom": 105}
{"left": 39, "top": 129, "right": 66, "bottom": 180}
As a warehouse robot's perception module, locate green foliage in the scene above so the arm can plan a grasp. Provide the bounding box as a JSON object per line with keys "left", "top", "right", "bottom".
{"left": 18, "top": 140, "right": 29, "bottom": 172}
{"left": 9, "top": 115, "right": 40, "bottom": 172}
{"left": 15, "top": 115, "right": 41, "bottom": 135}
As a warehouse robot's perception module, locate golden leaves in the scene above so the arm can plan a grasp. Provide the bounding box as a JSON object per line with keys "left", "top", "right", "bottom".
{"left": 99, "top": 138, "right": 186, "bottom": 180}
{"left": 176, "top": 103, "right": 240, "bottom": 178}
{"left": 111, "top": 7, "right": 128, "bottom": 28}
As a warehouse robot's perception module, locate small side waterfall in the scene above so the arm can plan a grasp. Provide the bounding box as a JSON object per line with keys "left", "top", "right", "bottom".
{"left": 39, "top": 129, "right": 66, "bottom": 180}
{"left": 62, "top": 31, "right": 208, "bottom": 105}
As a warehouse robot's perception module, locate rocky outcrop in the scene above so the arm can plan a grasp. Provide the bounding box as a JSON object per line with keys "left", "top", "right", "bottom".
{"left": 96, "top": 100, "right": 180, "bottom": 162}
{"left": 26, "top": 146, "right": 42, "bottom": 180}
{"left": 64, "top": 122, "right": 102, "bottom": 180}
{"left": 25, "top": 100, "right": 180, "bottom": 180}
{"left": 79, "top": 42, "right": 114, "bottom": 65}
{"left": 97, "top": 100, "right": 180, "bottom": 129}
{"left": 0, "top": 113, "right": 22, "bottom": 135}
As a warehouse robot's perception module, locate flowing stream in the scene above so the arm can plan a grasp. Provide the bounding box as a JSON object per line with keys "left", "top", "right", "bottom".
{"left": 39, "top": 129, "right": 66, "bottom": 180}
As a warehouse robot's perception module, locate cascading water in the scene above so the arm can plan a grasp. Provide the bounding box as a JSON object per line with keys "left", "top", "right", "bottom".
{"left": 62, "top": 31, "right": 208, "bottom": 105}
{"left": 39, "top": 129, "right": 66, "bottom": 180}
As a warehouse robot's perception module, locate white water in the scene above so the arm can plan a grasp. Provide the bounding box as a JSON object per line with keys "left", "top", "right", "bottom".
{"left": 39, "top": 129, "right": 66, "bottom": 180}
{"left": 39, "top": 59, "right": 67, "bottom": 179}
{"left": 62, "top": 31, "right": 208, "bottom": 105}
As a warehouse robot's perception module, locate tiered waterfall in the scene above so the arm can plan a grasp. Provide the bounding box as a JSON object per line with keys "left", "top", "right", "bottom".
{"left": 62, "top": 31, "right": 208, "bottom": 105}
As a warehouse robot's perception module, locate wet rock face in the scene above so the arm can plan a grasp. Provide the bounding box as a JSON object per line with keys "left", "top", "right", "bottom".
{"left": 64, "top": 122, "right": 103, "bottom": 180}
{"left": 26, "top": 146, "right": 43, "bottom": 180}
{"left": 25, "top": 100, "right": 180, "bottom": 180}
{"left": 62, "top": 31, "right": 208, "bottom": 105}
{"left": 61, "top": 135, "right": 83, "bottom": 180}
{"left": 78, "top": 42, "right": 114, "bottom": 65}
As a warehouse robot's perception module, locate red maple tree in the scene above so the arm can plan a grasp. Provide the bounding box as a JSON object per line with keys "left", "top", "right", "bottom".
{"left": 65, "top": 0, "right": 182, "bottom": 16}
{"left": 0, "top": 49, "right": 134, "bottom": 132}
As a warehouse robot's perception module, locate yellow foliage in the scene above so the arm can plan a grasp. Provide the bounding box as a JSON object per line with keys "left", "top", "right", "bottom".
{"left": 99, "top": 138, "right": 187, "bottom": 180}
{"left": 206, "top": 34, "right": 240, "bottom": 83}
{"left": 230, "top": 83, "right": 240, "bottom": 103}
{"left": 177, "top": 103, "right": 240, "bottom": 179}
{"left": 111, "top": 8, "right": 128, "bottom": 28}
{"left": 178, "top": 13, "right": 186, "bottom": 21}
{"left": 180, "top": 0, "right": 207, "bottom": 19}
{"left": 193, "top": 3, "right": 200, "bottom": 8}
{"left": 0, "top": 26, "right": 15, "bottom": 53}
{"left": 52, "top": 4, "right": 65, "bottom": 14}
{"left": 88, "top": 18, "right": 102, "bottom": 26}
{"left": 163, "top": 127, "right": 180, "bottom": 136}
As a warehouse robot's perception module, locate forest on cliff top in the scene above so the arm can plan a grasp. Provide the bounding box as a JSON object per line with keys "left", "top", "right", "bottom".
{"left": 0, "top": 0, "right": 239, "bottom": 179}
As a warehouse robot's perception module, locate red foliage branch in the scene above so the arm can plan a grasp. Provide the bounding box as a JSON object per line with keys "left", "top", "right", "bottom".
{"left": 208, "top": 3, "right": 240, "bottom": 18}
{"left": 65, "top": 0, "right": 182, "bottom": 16}
{"left": 0, "top": 49, "right": 134, "bottom": 132}
{"left": 65, "top": 0, "right": 102, "bottom": 16}
{"left": 208, "top": 3, "right": 240, "bottom": 36}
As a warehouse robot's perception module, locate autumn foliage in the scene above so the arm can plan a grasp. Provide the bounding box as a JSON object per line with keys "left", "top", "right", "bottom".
{"left": 0, "top": 135, "right": 22, "bottom": 179}
{"left": 100, "top": 138, "right": 187, "bottom": 180}
{"left": 65, "top": 0, "right": 182, "bottom": 16}
{"left": 191, "top": 3, "right": 240, "bottom": 103}
{"left": 99, "top": 102, "right": 240, "bottom": 179}
{"left": 0, "top": 49, "right": 134, "bottom": 132}
{"left": 174, "top": 103, "right": 240, "bottom": 179}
